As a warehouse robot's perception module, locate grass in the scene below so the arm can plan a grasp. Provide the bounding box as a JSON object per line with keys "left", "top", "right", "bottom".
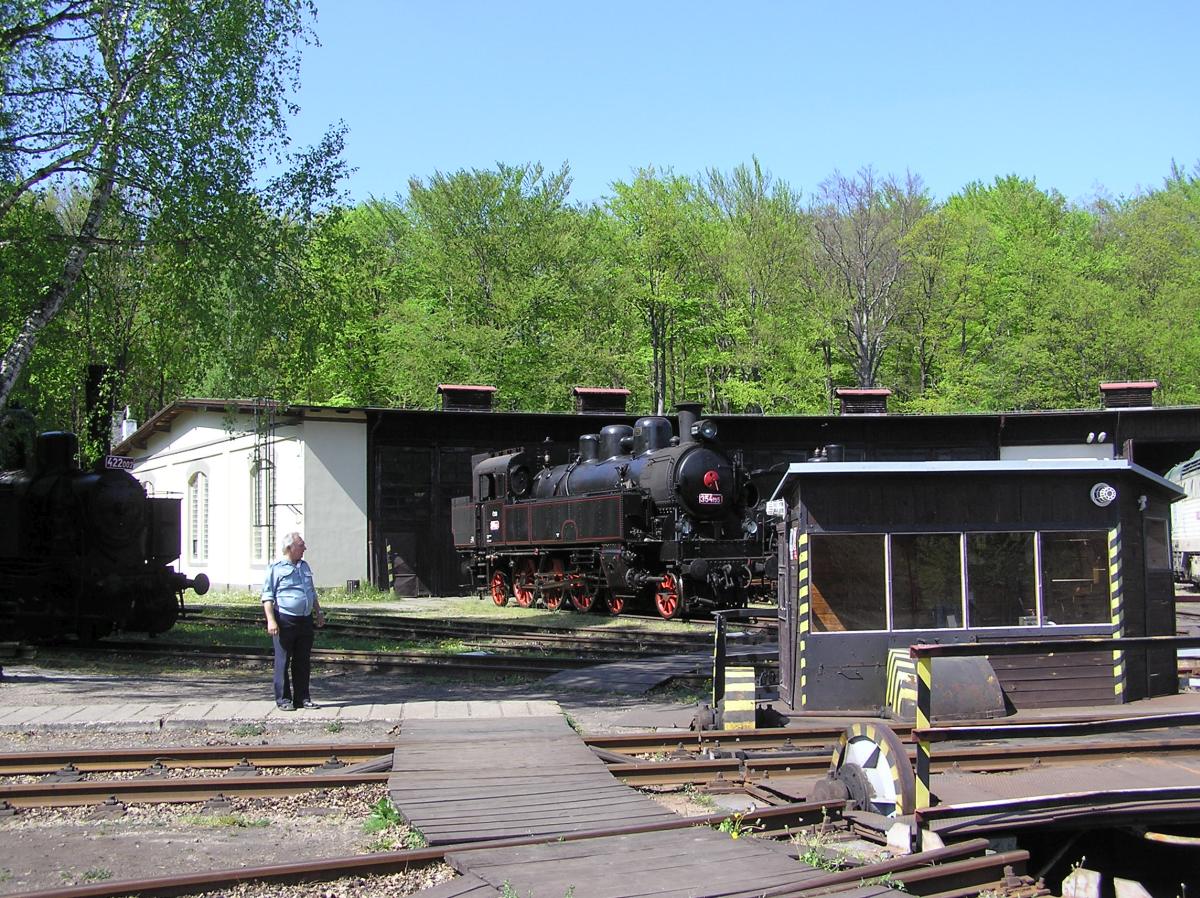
{"left": 182, "top": 814, "right": 270, "bottom": 828}
{"left": 324, "top": 720, "right": 344, "bottom": 734}
{"left": 228, "top": 723, "right": 265, "bottom": 737}
{"left": 362, "top": 797, "right": 402, "bottom": 834}
{"left": 80, "top": 869, "right": 112, "bottom": 882}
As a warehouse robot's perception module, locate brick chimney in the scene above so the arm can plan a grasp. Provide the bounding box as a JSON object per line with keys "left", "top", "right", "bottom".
{"left": 835, "top": 388, "right": 891, "bottom": 415}
{"left": 572, "top": 386, "right": 630, "bottom": 414}
{"left": 1100, "top": 381, "right": 1158, "bottom": 409}
{"left": 437, "top": 384, "right": 497, "bottom": 412}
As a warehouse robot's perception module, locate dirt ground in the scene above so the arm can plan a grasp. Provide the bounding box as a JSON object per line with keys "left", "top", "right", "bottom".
{"left": 0, "top": 662, "right": 704, "bottom": 895}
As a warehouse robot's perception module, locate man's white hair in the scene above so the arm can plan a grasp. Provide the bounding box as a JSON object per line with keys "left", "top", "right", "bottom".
{"left": 281, "top": 532, "right": 304, "bottom": 555}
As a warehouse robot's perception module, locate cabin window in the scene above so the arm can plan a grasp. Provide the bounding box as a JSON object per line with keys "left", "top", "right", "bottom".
{"left": 1040, "top": 531, "right": 1109, "bottom": 624}
{"left": 1144, "top": 518, "right": 1170, "bottom": 571}
{"left": 810, "top": 534, "right": 886, "bottom": 631}
{"left": 966, "top": 532, "right": 1037, "bottom": 627}
{"left": 890, "top": 533, "right": 963, "bottom": 630}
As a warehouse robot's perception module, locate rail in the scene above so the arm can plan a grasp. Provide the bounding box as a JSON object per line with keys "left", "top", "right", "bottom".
{"left": 909, "top": 634, "right": 1200, "bottom": 811}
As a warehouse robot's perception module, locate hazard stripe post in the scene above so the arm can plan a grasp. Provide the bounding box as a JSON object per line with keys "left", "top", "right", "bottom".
{"left": 723, "top": 666, "right": 757, "bottom": 730}
{"left": 1109, "top": 526, "right": 1126, "bottom": 701}
{"left": 795, "top": 532, "right": 810, "bottom": 709}
{"left": 914, "top": 654, "right": 933, "bottom": 810}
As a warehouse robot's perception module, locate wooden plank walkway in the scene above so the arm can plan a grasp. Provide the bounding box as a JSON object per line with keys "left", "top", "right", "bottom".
{"left": 389, "top": 715, "right": 678, "bottom": 844}
{"left": 441, "top": 828, "right": 893, "bottom": 898}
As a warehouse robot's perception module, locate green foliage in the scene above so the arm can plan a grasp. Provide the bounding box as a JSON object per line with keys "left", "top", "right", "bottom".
{"left": 715, "top": 811, "right": 761, "bottom": 840}
{"left": 362, "top": 797, "right": 402, "bottom": 834}
{"left": 79, "top": 869, "right": 113, "bottom": 883}
{"left": 5, "top": 146, "right": 1200, "bottom": 430}
{"left": 228, "top": 723, "right": 265, "bottom": 737}
{"left": 183, "top": 814, "right": 270, "bottom": 828}
{"left": 324, "top": 720, "right": 344, "bottom": 734}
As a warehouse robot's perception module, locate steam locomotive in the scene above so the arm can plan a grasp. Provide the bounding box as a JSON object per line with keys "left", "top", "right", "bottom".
{"left": 0, "top": 431, "right": 208, "bottom": 642}
{"left": 451, "top": 404, "right": 775, "bottom": 619}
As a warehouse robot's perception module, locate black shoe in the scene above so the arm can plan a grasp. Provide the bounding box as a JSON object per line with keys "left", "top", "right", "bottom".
{"left": 300, "top": 700, "right": 319, "bottom": 709}
{"left": 276, "top": 700, "right": 295, "bottom": 711}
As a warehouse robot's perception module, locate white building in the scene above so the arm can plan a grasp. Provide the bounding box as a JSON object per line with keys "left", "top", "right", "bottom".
{"left": 115, "top": 400, "right": 368, "bottom": 591}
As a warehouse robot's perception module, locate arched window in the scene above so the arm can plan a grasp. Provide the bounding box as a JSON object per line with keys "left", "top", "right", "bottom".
{"left": 188, "top": 472, "right": 209, "bottom": 563}
{"left": 251, "top": 462, "right": 273, "bottom": 563}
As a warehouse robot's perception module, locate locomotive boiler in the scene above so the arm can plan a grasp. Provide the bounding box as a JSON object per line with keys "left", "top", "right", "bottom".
{"left": 0, "top": 431, "right": 208, "bottom": 642}
{"left": 451, "top": 404, "right": 774, "bottom": 619}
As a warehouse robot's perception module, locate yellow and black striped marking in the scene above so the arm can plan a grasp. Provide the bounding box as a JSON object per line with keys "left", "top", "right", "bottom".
{"left": 915, "top": 655, "right": 933, "bottom": 810}
{"left": 796, "top": 532, "right": 810, "bottom": 709}
{"left": 886, "top": 648, "right": 918, "bottom": 720}
{"left": 721, "top": 665, "right": 757, "bottom": 730}
{"left": 1109, "top": 525, "right": 1126, "bottom": 701}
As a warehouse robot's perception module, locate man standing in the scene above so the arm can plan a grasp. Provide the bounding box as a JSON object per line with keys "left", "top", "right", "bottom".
{"left": 262, "top": 532, "right": 325, "bottom": 710}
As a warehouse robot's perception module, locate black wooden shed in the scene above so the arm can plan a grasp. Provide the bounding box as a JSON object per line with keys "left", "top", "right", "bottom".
{"left": 770, "top": 459, "right": 1185, "bottom": 714}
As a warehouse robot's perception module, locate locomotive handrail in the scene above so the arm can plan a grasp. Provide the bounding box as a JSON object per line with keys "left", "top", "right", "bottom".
{"left": 908, "top": 633, "right": 1200, "bottom": 810}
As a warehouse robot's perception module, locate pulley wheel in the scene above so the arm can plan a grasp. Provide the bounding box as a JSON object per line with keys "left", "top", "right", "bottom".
{"left": 827, "top": 722, "right": 916, "bottom": 817}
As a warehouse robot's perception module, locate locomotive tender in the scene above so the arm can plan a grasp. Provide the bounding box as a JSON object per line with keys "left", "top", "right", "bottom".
{"left": 0, "top": 431, "right": 208, "bottom": 642}
{"left": 451, "top": 404, "right": 774, "bottom": 619}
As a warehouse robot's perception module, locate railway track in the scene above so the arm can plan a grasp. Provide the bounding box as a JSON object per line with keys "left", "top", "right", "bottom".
{"left": 0, "top": 742, "right": 396, "bottom": 775}
{"left": 72, "top": 640, "right": 614, "bottom": 676}
{"left": 183, "top": 604, "right": 728, "bottom": 651}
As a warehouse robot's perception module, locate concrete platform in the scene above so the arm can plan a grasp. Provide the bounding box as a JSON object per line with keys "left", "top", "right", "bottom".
{"left": 0, "top": 698, "right": 562, "bottom": 731}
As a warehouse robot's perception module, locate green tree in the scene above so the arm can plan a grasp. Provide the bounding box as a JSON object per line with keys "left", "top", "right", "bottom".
{"left": 0, "top": 0, "right": 330, "bottom": 410}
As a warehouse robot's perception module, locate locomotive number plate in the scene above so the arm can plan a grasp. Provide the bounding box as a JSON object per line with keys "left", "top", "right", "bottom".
{"left": 698, "top": 493, "right": 723, "bottom": 505}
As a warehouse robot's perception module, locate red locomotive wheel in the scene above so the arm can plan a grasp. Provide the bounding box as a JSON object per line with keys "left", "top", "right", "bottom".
{"left": 489, "top": 570, "right": 510, "bottom": 607}
{"left": 542, "top": 557, "right": 566, "bottom": 611}
{"left": 513, "top": 558, "right": 537, "bottom": 608}
{"left": 655, "top": 573, "right": 682, "bottom": 620}
{"left": 569, "top": 571, "right": 596, "bottom": 613}
{"left": 605, "top": 592, "right": 625, "bottom": 615}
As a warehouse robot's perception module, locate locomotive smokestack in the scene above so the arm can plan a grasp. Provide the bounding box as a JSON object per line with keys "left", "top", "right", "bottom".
{"left": 675, "top": 403, "right": 703, "bottom": 444}
{"left": 35, "top": 431, "right": 78, "bottom": 476}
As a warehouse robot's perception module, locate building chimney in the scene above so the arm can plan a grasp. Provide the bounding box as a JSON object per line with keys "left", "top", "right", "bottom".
{"left": 1100, "top": 381, "right": 1158, "bottom": 409}
{"left": 572, "top": 386, "right": 630, "bottom": 414}
{"left": 437, "top": 384, "right": 497, "bottom": 412}
{"left": 835, "top": 388, "right": 891, "bottom": 415}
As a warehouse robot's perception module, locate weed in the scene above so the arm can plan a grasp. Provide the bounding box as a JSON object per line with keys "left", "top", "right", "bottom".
{"left": 229, "top": 723, "right": 264, "bottom": 737}
{"left": 183, "top": 814, "right": 269, "bottom": 828}
{"left": 793, "top": 826, "right": 845, "bottom": 872}
{"left": 682, "top": 784, "right": 716, "bottom": 809}
{"left": 563, "top": 713, "right": 581, "bottom": 734}
{"left": 715, "top": 812, "right": 761, "bottom": 840}
{"left": 363, "top": 836, "right": 397, "bottom": 853}
{"left": 404, "top": 826, "right": 428, "bottom": 849}
{"left": 324, "top": 720, "right": 344, "bottom": 734}
{"left": 500, "top": 881, "right": 519, "bottom": 898}
{"left": 0, "top": 869, "right": 10, "bottom": 883}
{"left": 799, "top": 847, "right": 843, "bottom": 872}
{"left": 363, "top": 797, "right": 402, "bottom": 834}
{"left": 860, "top": 872, "right": 907, "bottom": 891}
{"left": 80, "top": 869, "right": 112, "bottom": 883}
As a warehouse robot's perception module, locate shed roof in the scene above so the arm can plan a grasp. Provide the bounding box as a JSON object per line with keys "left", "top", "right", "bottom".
{"left": 769, "top": 458, "right": 1185, "bottom": 502}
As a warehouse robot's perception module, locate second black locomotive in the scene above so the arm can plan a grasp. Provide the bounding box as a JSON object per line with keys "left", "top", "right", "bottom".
{"left": 0, "top": 431, "right": 208, "bottom": 642}
{"left": 451, "top": 404, "right": 774, "bottom": 619}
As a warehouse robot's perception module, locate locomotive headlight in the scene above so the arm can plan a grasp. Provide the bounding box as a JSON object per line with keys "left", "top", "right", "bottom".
{"left": 690, "top": 420, "right": 719, "bottom": 442}
{"left": 742, "top": 517, "right": 759, "bottom": 536}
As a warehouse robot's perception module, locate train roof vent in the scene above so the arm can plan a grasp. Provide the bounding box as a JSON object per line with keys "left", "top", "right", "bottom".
{"left": 437, "top": 384, "right": 497, "bottom": 412}
{"left": 835, "top": 388, "right": 892, "bottom": 415}
{"left": 572, "top": 386, "right": 631, "bottom": 414}
{"left": 1100, "top": 380, "right": 1158, "bottom": 409}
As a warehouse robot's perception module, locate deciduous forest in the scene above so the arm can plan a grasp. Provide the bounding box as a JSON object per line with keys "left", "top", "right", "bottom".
{"left": 3, "top": 4, "right": 1199, "bottom": 459}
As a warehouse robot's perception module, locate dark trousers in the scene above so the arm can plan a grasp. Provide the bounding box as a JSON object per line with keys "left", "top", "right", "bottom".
{"left": 272, "top": 612, "right": 314, "bottom": 704}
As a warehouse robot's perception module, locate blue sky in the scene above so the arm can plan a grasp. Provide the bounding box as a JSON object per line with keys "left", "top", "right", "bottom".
{"left": 286, "top": 1, "right": 1199, "bottom": 207}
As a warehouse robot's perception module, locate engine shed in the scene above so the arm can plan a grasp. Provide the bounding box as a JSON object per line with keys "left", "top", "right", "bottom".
{"left": 770, "top": 459, "right": 1185, "bottom": 715}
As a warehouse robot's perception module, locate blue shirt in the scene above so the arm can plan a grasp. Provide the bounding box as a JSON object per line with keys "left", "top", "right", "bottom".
{"left": 262, "top": 559, "right": 317, "bottom": 617}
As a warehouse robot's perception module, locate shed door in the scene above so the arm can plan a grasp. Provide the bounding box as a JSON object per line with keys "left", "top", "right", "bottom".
{"left": 776, "top": 519, "right": 795, "bottom": 707}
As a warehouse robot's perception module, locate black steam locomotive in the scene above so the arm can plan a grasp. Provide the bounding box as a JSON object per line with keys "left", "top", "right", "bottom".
{"left": 451, "top": 404, "right": 775, "bottom": 619}
{"left": 0, "top": 431, "right": 208, "bottom": 642}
